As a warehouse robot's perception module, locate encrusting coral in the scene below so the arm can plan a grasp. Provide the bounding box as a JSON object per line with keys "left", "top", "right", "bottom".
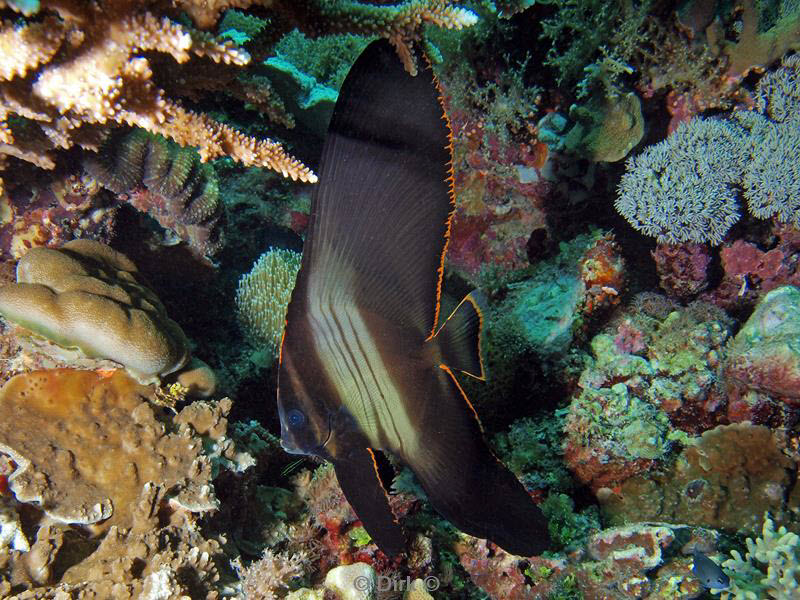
{"left": 0, "top": 239, "right": 190, "bottom": 380}
{"left": 0, "top": 369, "right": 250, "bottom": 597}
{"left": 0, "top": 368, "right": 218, "bottom": 531}
{"left": 603, "top": 423, "right": 796, "bottom": 532}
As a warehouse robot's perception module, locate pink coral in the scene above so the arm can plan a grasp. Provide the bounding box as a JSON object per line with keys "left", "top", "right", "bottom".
{"left": 652, "top": 242, "right": 711, "bottom": 299}
{"left": 704, "top": 230, "right": 800, "bottom": 309}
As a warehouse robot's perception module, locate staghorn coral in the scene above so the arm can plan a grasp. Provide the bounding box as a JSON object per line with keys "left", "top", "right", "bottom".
{"left": 85, "top": 128, "right": 226, "bottom": 260}
{"left": 0, "top": 0, "right": 480, "bottom": 196}
{"left": 235, "top": 247, "right": 302, "bottom": 361}
{"left": 0, "top": 0, "right": 318, "bottom": 187}
{"left": 0, "top": 239, "right": 190, "bottom": 380}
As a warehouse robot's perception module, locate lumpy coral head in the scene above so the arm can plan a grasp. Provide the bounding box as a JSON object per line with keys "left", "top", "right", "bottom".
{"left": 0, "top": 239, "right": 189, "bottom": 378}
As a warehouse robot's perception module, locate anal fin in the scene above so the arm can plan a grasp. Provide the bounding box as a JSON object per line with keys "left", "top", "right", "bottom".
{"left": 433, "top": 290, "right": 487, "bottom": 379}
{"left": 333, "top": 447, "right": 407, "bottom": 557}
{"left": 407, "top": 365, "right": 551, "bottom": 556}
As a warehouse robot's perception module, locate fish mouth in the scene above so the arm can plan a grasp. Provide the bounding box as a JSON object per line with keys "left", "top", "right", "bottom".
{"left": 280, "top": 412, "right": 333, "bottom": 456}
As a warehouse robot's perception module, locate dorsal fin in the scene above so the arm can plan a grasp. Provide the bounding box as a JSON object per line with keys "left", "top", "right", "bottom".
{"left": 294, "top": 39, "right": 454, "bottom": 338}
{"left": 434, "top": 290, "right": 486, "bottom": 380}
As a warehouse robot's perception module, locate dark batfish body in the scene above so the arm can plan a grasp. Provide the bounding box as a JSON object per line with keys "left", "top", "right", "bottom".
{"left": 277, "top": 39, "right": 551, "bottom": 557}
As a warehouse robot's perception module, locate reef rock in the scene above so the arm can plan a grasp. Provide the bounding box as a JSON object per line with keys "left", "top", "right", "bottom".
{"left": 724, "top": 285, "right": 800, "bottom": 404}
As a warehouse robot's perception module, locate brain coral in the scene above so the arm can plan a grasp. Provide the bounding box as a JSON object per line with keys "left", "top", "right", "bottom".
{"left": 0, "top": 239, "right": 190, "bottom": 379}
{"left": 84, "top": 128, "right": 226, "bottom": 260}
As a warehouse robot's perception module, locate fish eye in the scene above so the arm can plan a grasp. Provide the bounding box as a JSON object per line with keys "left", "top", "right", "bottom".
{"left": 287, "top": 408, "right": 306, "bottom": 428}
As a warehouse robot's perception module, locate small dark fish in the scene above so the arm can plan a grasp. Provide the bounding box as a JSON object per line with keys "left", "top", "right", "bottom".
{"left": 692, "top": 548, "right": 730, "bottom": 590}
{"left": 275, "top": 39, "right": 551, "bottom": 557}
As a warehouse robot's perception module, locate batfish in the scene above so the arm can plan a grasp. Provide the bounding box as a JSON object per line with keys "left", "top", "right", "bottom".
{"left": 276, "top": 39, "right": 551, "bottom": 557}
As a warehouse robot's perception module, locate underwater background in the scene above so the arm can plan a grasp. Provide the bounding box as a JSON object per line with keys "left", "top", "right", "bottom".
{"left": 0, "top": 0, "right": 799, "bottom": 598}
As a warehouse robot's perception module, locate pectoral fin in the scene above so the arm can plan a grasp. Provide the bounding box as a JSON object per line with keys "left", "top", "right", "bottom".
{"left": 406, "top": 365, "right": 551, "bottom": 556}
{"left": 333, "top": 446, "right": 407, "bottom": 556}
{"left": 434, "top": 290, "right": 487, "bottom": 380}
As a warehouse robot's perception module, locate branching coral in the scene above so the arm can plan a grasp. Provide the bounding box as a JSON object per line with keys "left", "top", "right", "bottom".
{"left": 239, "top": 547, "right": 311, "bottom": 600}
{"left": 0, "top": 0, "right": 319, "bottom": 187}
{"left": 0, "top": 0, "right": 479, "bottom": 197}
{"left": 713, "top": 513, "right": 800, "bottom": 599}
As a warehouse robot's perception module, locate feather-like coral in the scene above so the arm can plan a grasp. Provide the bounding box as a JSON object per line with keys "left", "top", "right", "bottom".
{"left": 616, "top": 53, "right": 800, "bottom": 243}
{"left": 615, "top": 118, "right": 747, "bottom": 245}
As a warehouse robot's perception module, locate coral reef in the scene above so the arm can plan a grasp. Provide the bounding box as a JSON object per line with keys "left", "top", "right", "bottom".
{"left": 2, "top": 4, "right": 800, "bottom": 599}
{"left": 704, "top": 225, "right": 800, "bottom": 311}
{"left": 564, "top": 296, "right": 733, "bottom": 491}
{"left": 497, "top": 230, "right": 623, "bottom": 358}
{"left": 235, "top": 247, "right": 302, "bottom": 362}
{"left": 85, "top": 128, "right": 226, "bottom": 261}
{"left": 0, "top": 0, "right": 481, "bottom": 201}
{"left": 724, "top": 286, "right": 800, "bottom": 406}
{"left": 615, "top": 117, "right": 746, "bottom": 244}
{"left": 0, "top": 168, "right": 116, "bottom": 261}
{"left": 0, "top": 239, "right": 190, "bottom": 380}
{"left": 602, "top": 423, "right": 796, "bottom": 533}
